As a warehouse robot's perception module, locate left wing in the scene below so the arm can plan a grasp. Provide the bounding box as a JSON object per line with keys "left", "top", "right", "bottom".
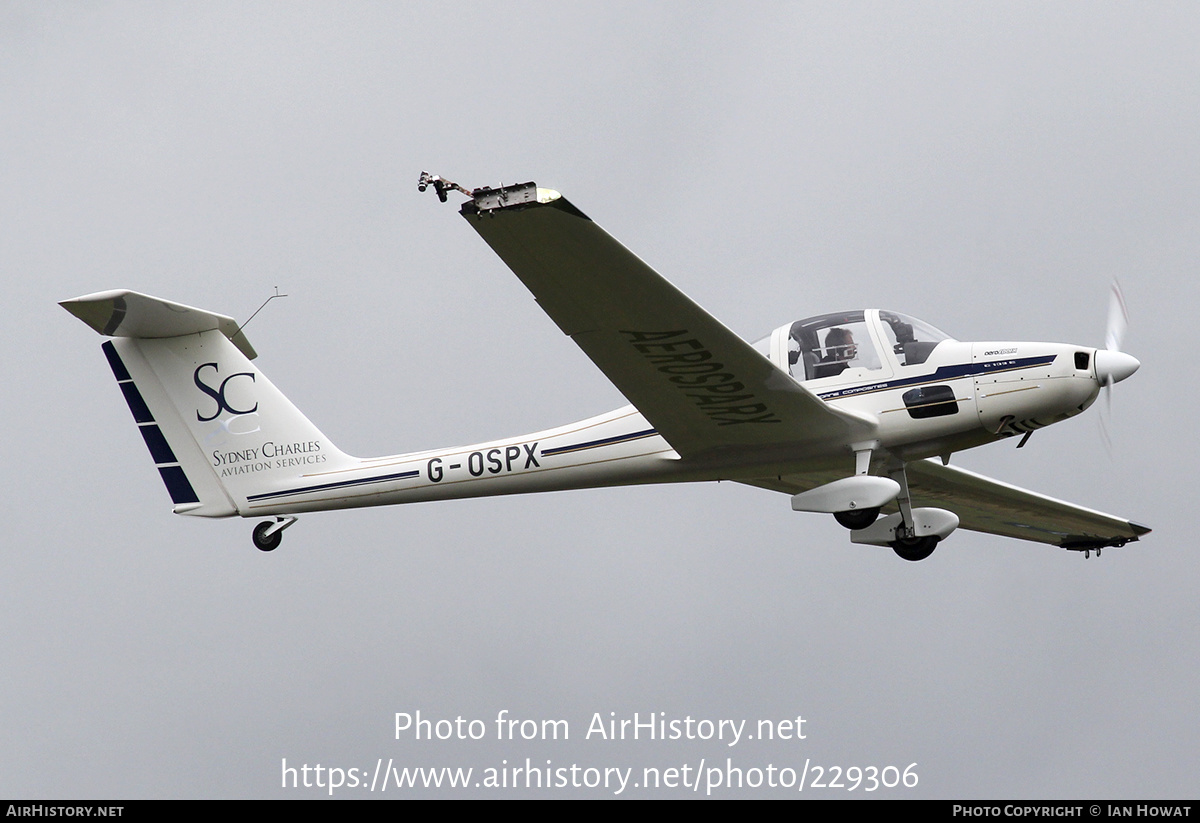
{"left": 459, "top": 183, "right": 875, "bottom": 461}
{"left": 746, "top": 461, "right": 1149, "bottom": 550}
{"left": 902, "top": 460, "right": 1150, "bottom": 550}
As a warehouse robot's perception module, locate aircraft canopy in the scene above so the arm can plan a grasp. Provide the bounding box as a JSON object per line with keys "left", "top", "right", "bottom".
{"left": 754, "top": 310, "right": 955, "bottom": 382}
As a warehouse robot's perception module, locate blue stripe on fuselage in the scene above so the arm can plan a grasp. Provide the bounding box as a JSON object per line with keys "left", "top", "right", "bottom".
{"left": 246, "top": 469, "right": 421, "bottom": 502}
{"left": 541, "top": 427, "right": 659, "bottom": 457}
{"left": 816, "top": 355, "right": 1057, "bottom": 399}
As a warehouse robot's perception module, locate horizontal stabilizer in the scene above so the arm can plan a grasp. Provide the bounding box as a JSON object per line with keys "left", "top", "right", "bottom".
{"left": 61, "top": 290, "right": 257, "bottom": 360}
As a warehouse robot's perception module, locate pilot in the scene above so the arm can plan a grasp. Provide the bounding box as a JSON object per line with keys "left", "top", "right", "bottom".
{"left": 815, "top": 327, "right": 856, "bottom": 377}
{"left": 823, "top": 327, "right": 856, "bottom": 361}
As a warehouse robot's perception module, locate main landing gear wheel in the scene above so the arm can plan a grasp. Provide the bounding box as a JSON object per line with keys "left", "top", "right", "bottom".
{"left": 834, "top": 507, "right": 881, "bottom": 530}
{"left": 890, "top": 535, "right": 939, "bottom": 562}
{"left": 252, "top": 521, "right": 282, "bottom": 552}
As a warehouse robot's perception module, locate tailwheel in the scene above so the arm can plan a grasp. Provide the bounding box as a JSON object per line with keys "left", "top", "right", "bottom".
{"left": 834, "top": 507, "right": 880, "bottom": 530}
{"left": 252, "top": 521, "right": 283, "bottom": 552}
{"left": 890, "top": 535, "right": 939, "bottom": 562}
{"left": 251, "top": 516, "right": 297, "bottom": 552}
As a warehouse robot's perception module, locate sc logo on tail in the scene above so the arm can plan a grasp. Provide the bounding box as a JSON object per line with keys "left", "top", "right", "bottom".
{"left": 194, "top": 362, "right": 257, "bottom": 421}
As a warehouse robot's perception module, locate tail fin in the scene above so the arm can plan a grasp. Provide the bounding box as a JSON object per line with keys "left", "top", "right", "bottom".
{"left": 62, "top": 290, "right": 354, "bottom": 517}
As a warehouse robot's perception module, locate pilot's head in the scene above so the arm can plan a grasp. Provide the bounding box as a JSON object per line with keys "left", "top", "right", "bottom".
{"left": 824, "top": 327, "right": 857, "bottom": 361}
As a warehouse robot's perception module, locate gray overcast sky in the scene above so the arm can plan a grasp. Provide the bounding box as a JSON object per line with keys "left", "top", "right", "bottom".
{"left": 3, "top": 2, "right": 1197, "bottom": 798}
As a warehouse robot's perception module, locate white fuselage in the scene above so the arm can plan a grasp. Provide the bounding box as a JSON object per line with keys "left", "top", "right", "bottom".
{"left": 237, "top": 332, "right": 1102, "bottom": 518}
{"left": 814, "top": 339, "right": 1100, "bottom": 460}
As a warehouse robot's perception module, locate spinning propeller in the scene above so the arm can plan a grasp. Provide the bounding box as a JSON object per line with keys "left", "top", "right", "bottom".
{"left": 1095, "top": 279, "right": 1140, "bottom": 451}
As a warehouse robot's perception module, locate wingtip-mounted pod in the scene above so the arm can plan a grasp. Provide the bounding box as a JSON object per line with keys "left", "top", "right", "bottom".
{"left": 460, "top": 181, "right": 563, "bottom": 214}
{"left": 418, "top": 172, "right": 563, "bottom": 215}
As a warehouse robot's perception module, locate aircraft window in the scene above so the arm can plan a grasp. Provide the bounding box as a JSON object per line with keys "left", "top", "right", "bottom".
{"left": 787, "top": 311, "right": 882, "bottom": 380}
{"left": 878, "top": 311, "right": 955, "bottom": 367}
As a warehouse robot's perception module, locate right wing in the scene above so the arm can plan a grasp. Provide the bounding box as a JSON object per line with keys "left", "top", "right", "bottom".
{"left": 459, "top": 183, "right": 875, "bottom": 461}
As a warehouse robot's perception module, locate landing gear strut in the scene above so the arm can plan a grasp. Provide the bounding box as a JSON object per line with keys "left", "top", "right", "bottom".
{"left": 887, "top": 462, "right": 939, "bottom": 561}
{"left": 818, "top": 453, "right": 960, "bottom": 562}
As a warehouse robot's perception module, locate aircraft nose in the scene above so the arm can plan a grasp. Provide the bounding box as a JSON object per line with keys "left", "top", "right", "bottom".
{"left": 1095, "top": 350, "right": 1141, "bottom": 385}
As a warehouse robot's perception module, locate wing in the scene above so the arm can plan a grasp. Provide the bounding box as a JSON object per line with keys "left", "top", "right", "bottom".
{"left": 459, "top": 183, "right": 875, "bottom": 460}
{"left": 742, "top": 459, "right": 1149, "bottom": 550}
{"left": 902, "top": 460, "right": 1150, "bottom": 550}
